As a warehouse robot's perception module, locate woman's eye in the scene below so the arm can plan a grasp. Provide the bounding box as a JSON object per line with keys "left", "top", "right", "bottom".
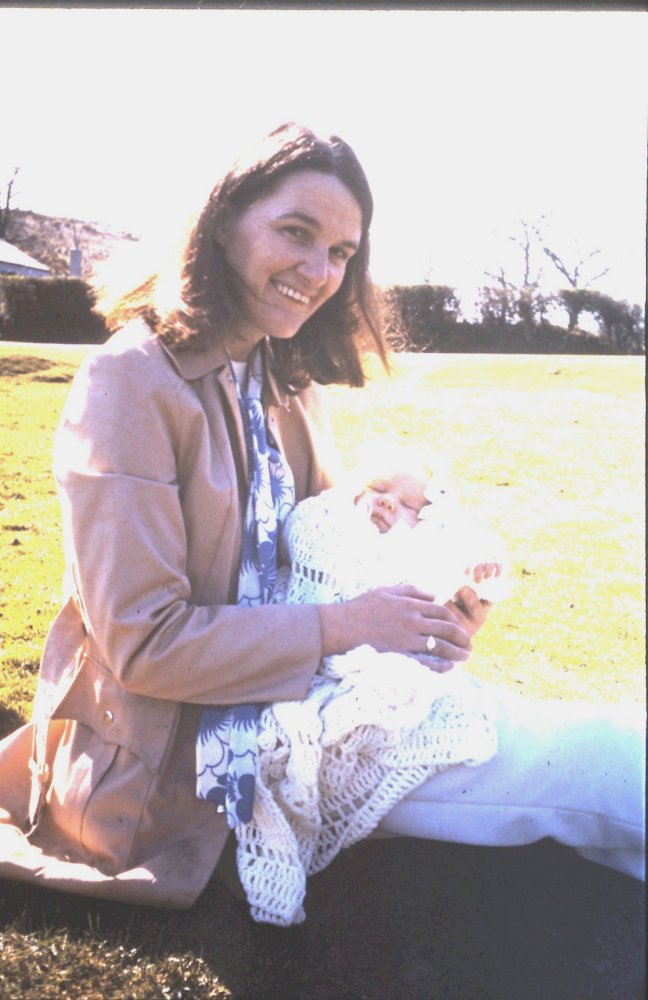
{"left": 330, "top": 246, "right": 351, "bottom": 263}
{"left": 284, "top": 226, "right": 309, "bottom": 241}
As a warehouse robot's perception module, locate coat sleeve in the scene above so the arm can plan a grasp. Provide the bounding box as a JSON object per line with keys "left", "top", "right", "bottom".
{"left": 53, "top": 338, "right": 324, "bottom": 706}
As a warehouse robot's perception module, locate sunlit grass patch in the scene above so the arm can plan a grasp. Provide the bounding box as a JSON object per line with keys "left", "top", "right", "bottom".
{"left": 1, "top": 347, "right": 78, "bottom": 719}
{"left": 0, "top": 920, "right": 233, "bottom": 999}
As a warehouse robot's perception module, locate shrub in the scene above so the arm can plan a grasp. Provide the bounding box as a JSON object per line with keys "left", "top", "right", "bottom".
{"left": 0, "top": 276, "right": 108, "bottom": 343}
{"left": 557, "top": 288, "right": 645, "bottom": 352}
{"left": 383, "top": 284, "right": 461, "bottom": 351}
{"left": 430, "top": 321, "right": 619, "bottom": 355}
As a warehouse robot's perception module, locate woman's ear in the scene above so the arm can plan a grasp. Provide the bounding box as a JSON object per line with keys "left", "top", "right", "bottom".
{"left": 213, "top": 218, "right": 228, "bottom": 247}
{"left": 212, "top": 207, "right": 232, "bottom": 248}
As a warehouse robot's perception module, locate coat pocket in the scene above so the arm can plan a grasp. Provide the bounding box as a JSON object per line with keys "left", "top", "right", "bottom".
{"left": 51, "top": 651, "right": 179, "bottom": 772}
{"left": 42, "top": 652, "right": 180, "bottom": 874}
{"left": 45, "top": 719, "right": 155, "bottom": 874}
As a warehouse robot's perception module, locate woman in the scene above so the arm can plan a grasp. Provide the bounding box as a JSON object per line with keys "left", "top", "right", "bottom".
{"left": 0, "top": 123, "right": 642, "bottom": 910}
{"left": 0, "top": 124, "right": 479, "bottom": 907}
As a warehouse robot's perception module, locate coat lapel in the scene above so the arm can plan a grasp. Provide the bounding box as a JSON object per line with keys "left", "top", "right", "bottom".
{"left": 159, "top": 337, "right": 292, "bottom": 485}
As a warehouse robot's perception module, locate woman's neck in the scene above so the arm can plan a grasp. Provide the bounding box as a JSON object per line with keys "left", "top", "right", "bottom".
{"left": 224, "top": 328, "right": 266, "bottom": 362}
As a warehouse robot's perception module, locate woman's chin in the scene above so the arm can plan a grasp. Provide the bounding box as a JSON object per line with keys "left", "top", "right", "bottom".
{"left": 266, "top": 324, "right": 307, "bottom": 344}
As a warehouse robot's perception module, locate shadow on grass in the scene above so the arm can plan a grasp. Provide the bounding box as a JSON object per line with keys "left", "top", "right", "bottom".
{"left": 0, "top": 356, "right": 53, "bottom": 378}
{"left": 0, "top": 838, "right": 644, "bottom": 1000}
{"left": 0, "top": 706, "right": 26, "bottom": 740}
{"left": 0, "top": 354, "right": 74, "bottom": 382}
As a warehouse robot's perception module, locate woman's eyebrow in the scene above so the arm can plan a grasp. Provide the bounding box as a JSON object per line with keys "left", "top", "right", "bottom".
{"left": 278, "top": 210, "right": 359, "bottom": 251}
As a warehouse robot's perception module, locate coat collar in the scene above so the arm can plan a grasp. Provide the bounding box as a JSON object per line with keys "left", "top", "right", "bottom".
{"left": 160, "top": 335, "right": 290, "bottom": 409}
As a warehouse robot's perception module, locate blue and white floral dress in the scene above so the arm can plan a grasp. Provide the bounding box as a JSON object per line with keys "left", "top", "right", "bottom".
{"left": 196, "top": 347, "right": 295, "bottom": 826}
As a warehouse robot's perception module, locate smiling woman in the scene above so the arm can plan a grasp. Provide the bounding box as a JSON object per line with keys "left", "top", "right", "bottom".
{"left": 0, "top": 121, "right": 475, "bottom": 907}
{"left": 104, "top": 122, "right": 386, "bottom": 392}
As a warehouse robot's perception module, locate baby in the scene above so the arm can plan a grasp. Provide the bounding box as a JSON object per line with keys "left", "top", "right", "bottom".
{"left": 274, "top": 452, "right": 510, "bottom": 615}
{"left": 235, "top": 454, "right": 507, "bottom": 926}
{"left": 354, "top": 468, "right": 506, "bottom": 606}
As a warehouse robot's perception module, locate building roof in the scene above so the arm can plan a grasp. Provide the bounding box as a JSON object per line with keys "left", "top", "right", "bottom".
{"left": 0, "top": 238, "right": 50, "bottom": 273}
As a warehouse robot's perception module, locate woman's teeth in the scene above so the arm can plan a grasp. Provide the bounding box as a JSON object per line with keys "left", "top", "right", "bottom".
{"left": 273, "top": 281, "right": 310, "bottom": 305}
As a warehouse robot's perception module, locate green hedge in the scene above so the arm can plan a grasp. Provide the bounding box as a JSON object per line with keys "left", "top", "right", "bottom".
{"left": 415, "top": 322, "right": 621, "bottom": 355}
{"left": 0, "top": 276, "right": 108, "bottom": 343}
{"left": 383, "top": 283, "right": 644, "bottom": 355}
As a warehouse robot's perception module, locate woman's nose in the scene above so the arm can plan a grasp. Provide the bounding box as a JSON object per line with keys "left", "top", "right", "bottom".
{"left": 298, "top": 247, "right": 329, "bottom": 286}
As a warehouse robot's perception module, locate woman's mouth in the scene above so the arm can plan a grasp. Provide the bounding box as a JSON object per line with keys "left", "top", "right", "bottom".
{"left": 272, "top": 280, "right": 311, "bottom": 305}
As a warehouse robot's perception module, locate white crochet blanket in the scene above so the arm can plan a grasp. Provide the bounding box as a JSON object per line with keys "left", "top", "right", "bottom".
{"left": 235, "top": 489, "right": 502, "bottom": 925}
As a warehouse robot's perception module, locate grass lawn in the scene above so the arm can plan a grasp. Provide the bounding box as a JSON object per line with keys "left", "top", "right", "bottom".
{"left": 0, "top": 342, "right": 645, "bottom": 999}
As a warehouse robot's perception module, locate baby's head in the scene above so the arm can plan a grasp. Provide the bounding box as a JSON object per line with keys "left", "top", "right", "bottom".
{"left": 352, "top": 446, "right": 454, "bottom": 534}
{"left": 355, "top": 472, "right": 428, "bottom": 533}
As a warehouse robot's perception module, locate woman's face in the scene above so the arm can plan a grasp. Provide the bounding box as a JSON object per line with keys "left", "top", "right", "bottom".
{"left": 220, "top": 169, "right": 363, "bottom": 360}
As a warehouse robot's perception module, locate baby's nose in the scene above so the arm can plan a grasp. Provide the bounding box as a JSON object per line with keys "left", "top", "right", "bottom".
{"left": 377, "top": 493, "right": 396, "bottom": 510}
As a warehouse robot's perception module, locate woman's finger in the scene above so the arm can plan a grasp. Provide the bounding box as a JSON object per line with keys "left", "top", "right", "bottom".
{"left": 384, "top": 583, "right": 438, "bottom": 603}
{"left": 418, "top": 607, "right": 473, "bottom": 650}
{"left": 413, "top": 653, "right": 457, "bottom": 673}
{"left": 417, "top": 599, "right": 466, "bottom": 624}
{"left": 420, "top": 632, "right": 471, "bottom": 663}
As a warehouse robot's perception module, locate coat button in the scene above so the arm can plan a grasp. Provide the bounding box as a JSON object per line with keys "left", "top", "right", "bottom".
{"left": 103, "top": 710, "right": 115, "bottom": 726}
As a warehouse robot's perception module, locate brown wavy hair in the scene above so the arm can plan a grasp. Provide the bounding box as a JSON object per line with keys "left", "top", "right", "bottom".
{"left": 105, "top": 122, "right": 388, "bottom": 392}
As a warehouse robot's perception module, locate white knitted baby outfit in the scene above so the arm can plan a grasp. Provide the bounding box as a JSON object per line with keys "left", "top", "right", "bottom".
{"left": 234, "top": 489, "right": 502, "bottom": 926}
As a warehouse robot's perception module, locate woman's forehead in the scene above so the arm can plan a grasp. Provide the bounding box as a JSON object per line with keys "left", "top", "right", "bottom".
{"left": 255, "top": 170, "right": 362, "bottom": 230}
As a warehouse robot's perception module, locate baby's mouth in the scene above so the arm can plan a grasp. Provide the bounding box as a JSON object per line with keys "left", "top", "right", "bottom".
{"left": 370, "top": 513, "right": 389, "bottom": 533}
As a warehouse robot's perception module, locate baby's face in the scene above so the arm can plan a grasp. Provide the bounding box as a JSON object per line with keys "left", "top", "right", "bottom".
{"left": 355, "top": 472, "right": 428, "bottom": 533}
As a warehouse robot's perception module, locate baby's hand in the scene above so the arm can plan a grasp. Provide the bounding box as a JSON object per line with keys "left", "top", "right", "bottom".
{"left": 468, "top": 562, "right": 502, "bottom": 584}
{"left": 460, "top": 560, "right": 510, "bottom": 606}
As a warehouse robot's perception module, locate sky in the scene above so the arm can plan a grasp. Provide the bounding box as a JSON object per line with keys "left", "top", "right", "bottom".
{"left": 1, "top": 6, "right": 646, "bottom": 317}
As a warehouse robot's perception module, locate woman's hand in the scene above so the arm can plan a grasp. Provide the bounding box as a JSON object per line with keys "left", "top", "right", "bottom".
{"left": 446, "top": 585, "right": 492, "bottom": 638}
{"left": 318, "top": 584, "right": 472, "bottom": 673}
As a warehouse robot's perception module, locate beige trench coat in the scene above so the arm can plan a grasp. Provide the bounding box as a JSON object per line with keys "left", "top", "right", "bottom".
{"left": 0, "top": 320, "right": 336, "bottom": 908}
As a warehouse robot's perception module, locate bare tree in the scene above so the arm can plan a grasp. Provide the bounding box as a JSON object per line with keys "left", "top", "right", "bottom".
{"left": 541, "top": 245, "right": 610, "bottom": 290}
{"left": 0, "top": 166, "right": 20, "bottom": 240}
{"left": 481, "top": 219, "right": 549, "bottom": 337}
{"left": 533, "top": 222, "right": 611, "bottom": 332}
